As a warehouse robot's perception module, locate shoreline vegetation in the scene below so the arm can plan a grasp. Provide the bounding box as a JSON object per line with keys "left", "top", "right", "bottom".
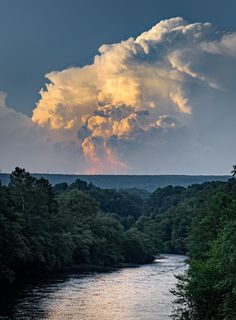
{"left": 0, "top": 262, "right": 145, "bottom": 294}
{"left": 1, "top": 167, "right": 236, "bottom": 319}
{"left": 2, "top": 253, "right": 167, "bottom": 296}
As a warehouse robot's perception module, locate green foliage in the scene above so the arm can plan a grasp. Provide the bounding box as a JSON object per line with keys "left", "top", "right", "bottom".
{"left": 2, "top": 166, "right": 236, "bottom": 320}
{"left": 173, "top": 181, "right": 236, "bottom": 320}
{"left": 0, "top": 168, "right": 159, "bottom": 288}
{"left": 89, "top": 188, "right": 144, "bottom": 218}
{"left": 0, "top": 185, "right": 28, "bottom": 284}
{"left": 147, "top": 185, "right": 185, "bottom": 214}
{"left": 90, "top": 213, "right": 124, "bottom": 266}
{"left": 54, "top": 182, "right": 68, "bottom": 195}
{"left": 122, "top": 229, "right": 155, "bottom": 263}
{"left": 61, "top": 178, "right": 145, "bottom": 218}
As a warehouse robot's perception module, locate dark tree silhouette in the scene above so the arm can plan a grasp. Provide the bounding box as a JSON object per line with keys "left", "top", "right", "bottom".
{"left": 231, "top": 165, "right": 236, "bottom": 177}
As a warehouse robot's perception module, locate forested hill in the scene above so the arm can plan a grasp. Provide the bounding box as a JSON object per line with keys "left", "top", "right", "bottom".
{"left": 1, "top": 167, "right": 236, "bottom": 319}
{"left": 0, "top": 173, "right": 229, "bottom": 191}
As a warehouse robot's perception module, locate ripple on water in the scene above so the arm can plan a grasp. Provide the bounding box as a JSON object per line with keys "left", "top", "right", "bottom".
{"left": 0, "top": 254, "right": 187, "bottom": 320}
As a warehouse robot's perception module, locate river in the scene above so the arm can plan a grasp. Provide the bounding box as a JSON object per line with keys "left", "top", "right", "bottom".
{"left": 0, "top": 254, "right": 187, "bottom": 320}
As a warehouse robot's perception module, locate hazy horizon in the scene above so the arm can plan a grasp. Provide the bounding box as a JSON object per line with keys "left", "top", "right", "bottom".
{"left": 0, "top": 170, "right": 231, "bottom": 176}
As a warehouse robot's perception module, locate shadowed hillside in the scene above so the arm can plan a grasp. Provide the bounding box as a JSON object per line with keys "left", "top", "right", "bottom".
{"left": 0, "top": 173, "right": 230, "bottom": 191}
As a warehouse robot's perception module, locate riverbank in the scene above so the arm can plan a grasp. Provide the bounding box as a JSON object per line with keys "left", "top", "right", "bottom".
{"left": 0, "top": 254, "right": 187, "bottom": 320}
{"left": 1, "top": 259, "right": 154, "bottom": 294}
{"left": 1, "top": 254, "right": 171, "bottom": 296}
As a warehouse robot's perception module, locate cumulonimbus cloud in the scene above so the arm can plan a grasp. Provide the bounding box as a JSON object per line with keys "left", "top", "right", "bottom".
{"left": 2, "top": 17, "right": 236, "bottom": 174}
{"left": 30, "top": 17, "right": 236, "bottom": 173}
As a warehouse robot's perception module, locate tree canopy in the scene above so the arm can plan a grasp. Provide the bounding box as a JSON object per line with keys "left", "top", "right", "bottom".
{"left": 1, "top": 167, "right": 236, "bottom": 320}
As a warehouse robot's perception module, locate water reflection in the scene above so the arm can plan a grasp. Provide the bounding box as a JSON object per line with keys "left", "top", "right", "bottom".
{"left": 0, "top": 254, "right": 187, "bottom": 320}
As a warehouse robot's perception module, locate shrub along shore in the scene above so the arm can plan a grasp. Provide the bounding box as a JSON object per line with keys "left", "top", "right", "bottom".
{"left": 1, "top": 167, "right": 236, "bottom": 319}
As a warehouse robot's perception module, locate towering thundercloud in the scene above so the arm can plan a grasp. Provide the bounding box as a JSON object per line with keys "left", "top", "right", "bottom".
{"left": 1, "top": 17, "right": 236, "bottom": 173}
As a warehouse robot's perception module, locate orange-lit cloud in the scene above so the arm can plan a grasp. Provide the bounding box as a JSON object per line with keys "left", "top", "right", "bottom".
{"left": 2, "top": 18, "right": 236, "bottom": 174}
{"left": 32, "top": 17, "right": 200, "bottom": 171}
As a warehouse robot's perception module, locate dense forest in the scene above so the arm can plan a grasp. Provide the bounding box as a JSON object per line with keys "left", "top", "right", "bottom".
{"left": 0, "top": 167, "right": 236, "bottom": 319}
{"left": 172, "top": 171, "right": 236, "bottom": 319}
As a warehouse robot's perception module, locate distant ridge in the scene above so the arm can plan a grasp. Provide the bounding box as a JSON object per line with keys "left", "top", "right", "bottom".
{"left": 0, "top": 173, "right": 230, "bottom": 192}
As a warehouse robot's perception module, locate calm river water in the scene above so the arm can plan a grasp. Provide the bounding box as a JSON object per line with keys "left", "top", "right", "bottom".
{"left": 0, "top": 254, "right": 187, "bottom": 320}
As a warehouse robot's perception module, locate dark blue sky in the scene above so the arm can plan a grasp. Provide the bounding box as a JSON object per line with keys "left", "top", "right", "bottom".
{"left": 0, "top": 0, "right": 235, "bottom": 115}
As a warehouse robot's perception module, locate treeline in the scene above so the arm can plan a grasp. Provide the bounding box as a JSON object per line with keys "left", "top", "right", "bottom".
{"left": 1, "top": 167, "right": 236, "bottom": 320}
{"left": 0, "top": 168, "right": 158, "bottom": 288}
{"left": 172, "top": 179, "right": 236, "bottom": 320}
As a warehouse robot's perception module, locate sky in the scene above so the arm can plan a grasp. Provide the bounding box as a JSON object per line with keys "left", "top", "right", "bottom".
{"left": 0, "top": 0, "right": 236, "bottom": 174}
